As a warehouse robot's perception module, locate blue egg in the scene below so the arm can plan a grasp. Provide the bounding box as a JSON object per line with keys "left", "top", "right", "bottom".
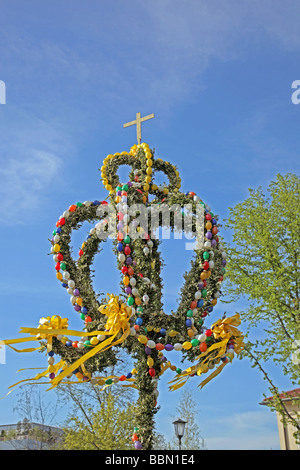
{"left": 61, "top": 282, "right": 68, "bottom": 288}
{"left": 207, "top": 306, "right": 213, "bottom": 313}
{"left": 126, "top": 372, "right": 132, "bottom": 379}
{"left": 81, "top": 307, "right": 88, "bottom": 314}
{"left": 93, "top": 200, "right": 100, "bottom": 205}
{"left": 66, "top": 341, "right": 73, "bottom": 347}
{"left": 197, "top": 299, "right": 204, "bottom": 308}
{"left": 185, "top": 319, "right": 192, "bottom": 327}
{"left": 135, "top": 317, "right": 143, "bottom": 326}
{"left": 48, "top": 351, "right": 54, "bottom": 357}
{"left": 212, "top": 218, "right": 217, "bottom": 225}
{"left": 160, "top": 328, "right": 166, "bottom": 336}
{"left": 117, "top": 242, "right": 123, "bottom": 252}
{"left": 56, "top": 227, "right": 62, "bottom": 233}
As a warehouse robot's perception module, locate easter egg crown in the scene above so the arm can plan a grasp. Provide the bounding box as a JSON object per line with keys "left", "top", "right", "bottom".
{"left": 3, "top": 115, "right": 244, "bottom": 450}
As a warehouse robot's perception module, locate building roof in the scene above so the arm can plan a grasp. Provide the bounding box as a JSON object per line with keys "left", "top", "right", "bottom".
{"left": 260, "top": 388, "right": 300, "bottom": 405}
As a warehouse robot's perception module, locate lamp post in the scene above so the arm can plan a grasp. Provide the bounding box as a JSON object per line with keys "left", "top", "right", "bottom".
{"left": 173, "top": 418, "right": 187, "bottom": 450}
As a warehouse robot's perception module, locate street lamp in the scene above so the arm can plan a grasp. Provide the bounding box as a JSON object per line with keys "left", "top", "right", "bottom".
{"left": 173, "top": 418, "right": 187, "bottom": 450}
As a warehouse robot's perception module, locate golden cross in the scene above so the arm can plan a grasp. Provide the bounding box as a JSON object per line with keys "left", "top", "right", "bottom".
{"left": 123, "top": 112, "right": 154, "bottom": 144}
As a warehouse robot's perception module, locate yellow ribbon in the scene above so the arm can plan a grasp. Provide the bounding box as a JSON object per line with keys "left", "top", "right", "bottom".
{"left": 2, "top": 295, "right": 132, "bottom": 393}
{"left": 47, "top": 294, "right": 132, "bottom": 390}
{"left": 168, "top": 314, "right": 244, "bottom": 391}
{"left": 37, "top": 315, "right": 69, "bottom": 352}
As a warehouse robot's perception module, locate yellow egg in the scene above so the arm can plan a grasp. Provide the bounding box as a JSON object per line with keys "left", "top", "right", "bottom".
{"left": 182, "top": 341, "right": 192, "bottom": 350}
{"left": 147, "top": 357, "right": 154, "bottom": 367}
{"left": 56, "top": 272, "right": 63, "bottom": 281}
{"left": 146, "top": 167, "right": 152, "bottom": 175}
{"left": 53, "top": 244, "right": 61, "bottom": 252}
{"left": 168, "top": 330, "right": 178, "bottom": 337}
{"left": 90, "top": 337, "right": 99, "bottom": 345}
{"left": 138, "top": 335, "right": 148, "bottom": 344}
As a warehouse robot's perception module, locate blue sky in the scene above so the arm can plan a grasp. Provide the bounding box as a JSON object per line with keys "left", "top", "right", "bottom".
{"left": 0, "top": 0, "right": 299, "bottom": 450}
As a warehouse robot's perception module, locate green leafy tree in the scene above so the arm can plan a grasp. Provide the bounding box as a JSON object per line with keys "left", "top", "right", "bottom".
{"left": 221, "top": 173, "right": 300, "bottom": 441}
{"left": 60, "top": 388, "right": 138, "bottom": 450}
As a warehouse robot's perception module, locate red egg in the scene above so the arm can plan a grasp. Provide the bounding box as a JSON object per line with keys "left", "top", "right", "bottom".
{"left": 124, "top": 246, "right": 131, "bottom": 255}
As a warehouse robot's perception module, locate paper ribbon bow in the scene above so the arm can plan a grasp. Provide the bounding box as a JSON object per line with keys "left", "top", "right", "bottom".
{"left": 2, "top": 295, "right": 132, "bottom": 391}
{"left": 47, "top": 294, "right": 132, "bottom": 389}
{"left": 168, "top": 313, "right": 244, "bottom": 391}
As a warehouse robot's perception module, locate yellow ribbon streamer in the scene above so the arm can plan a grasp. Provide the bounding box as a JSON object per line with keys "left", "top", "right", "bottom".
{"left": 168, "top": 314, "right": 244, "bottom": 391}
{"left": 47, "top": 294, "right": 132, "bottom": 390}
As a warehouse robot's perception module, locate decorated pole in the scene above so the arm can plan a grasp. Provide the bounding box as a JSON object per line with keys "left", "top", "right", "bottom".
{"left": 2, "top": 121, "right": 244, "bottom": 451}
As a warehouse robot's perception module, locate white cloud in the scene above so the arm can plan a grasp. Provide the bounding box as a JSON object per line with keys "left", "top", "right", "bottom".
{"left": 0, "top": 149, "right": 61, "bottom": 224}
{"left": 0, "top": 112, "right": 74, "bottom": 225}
